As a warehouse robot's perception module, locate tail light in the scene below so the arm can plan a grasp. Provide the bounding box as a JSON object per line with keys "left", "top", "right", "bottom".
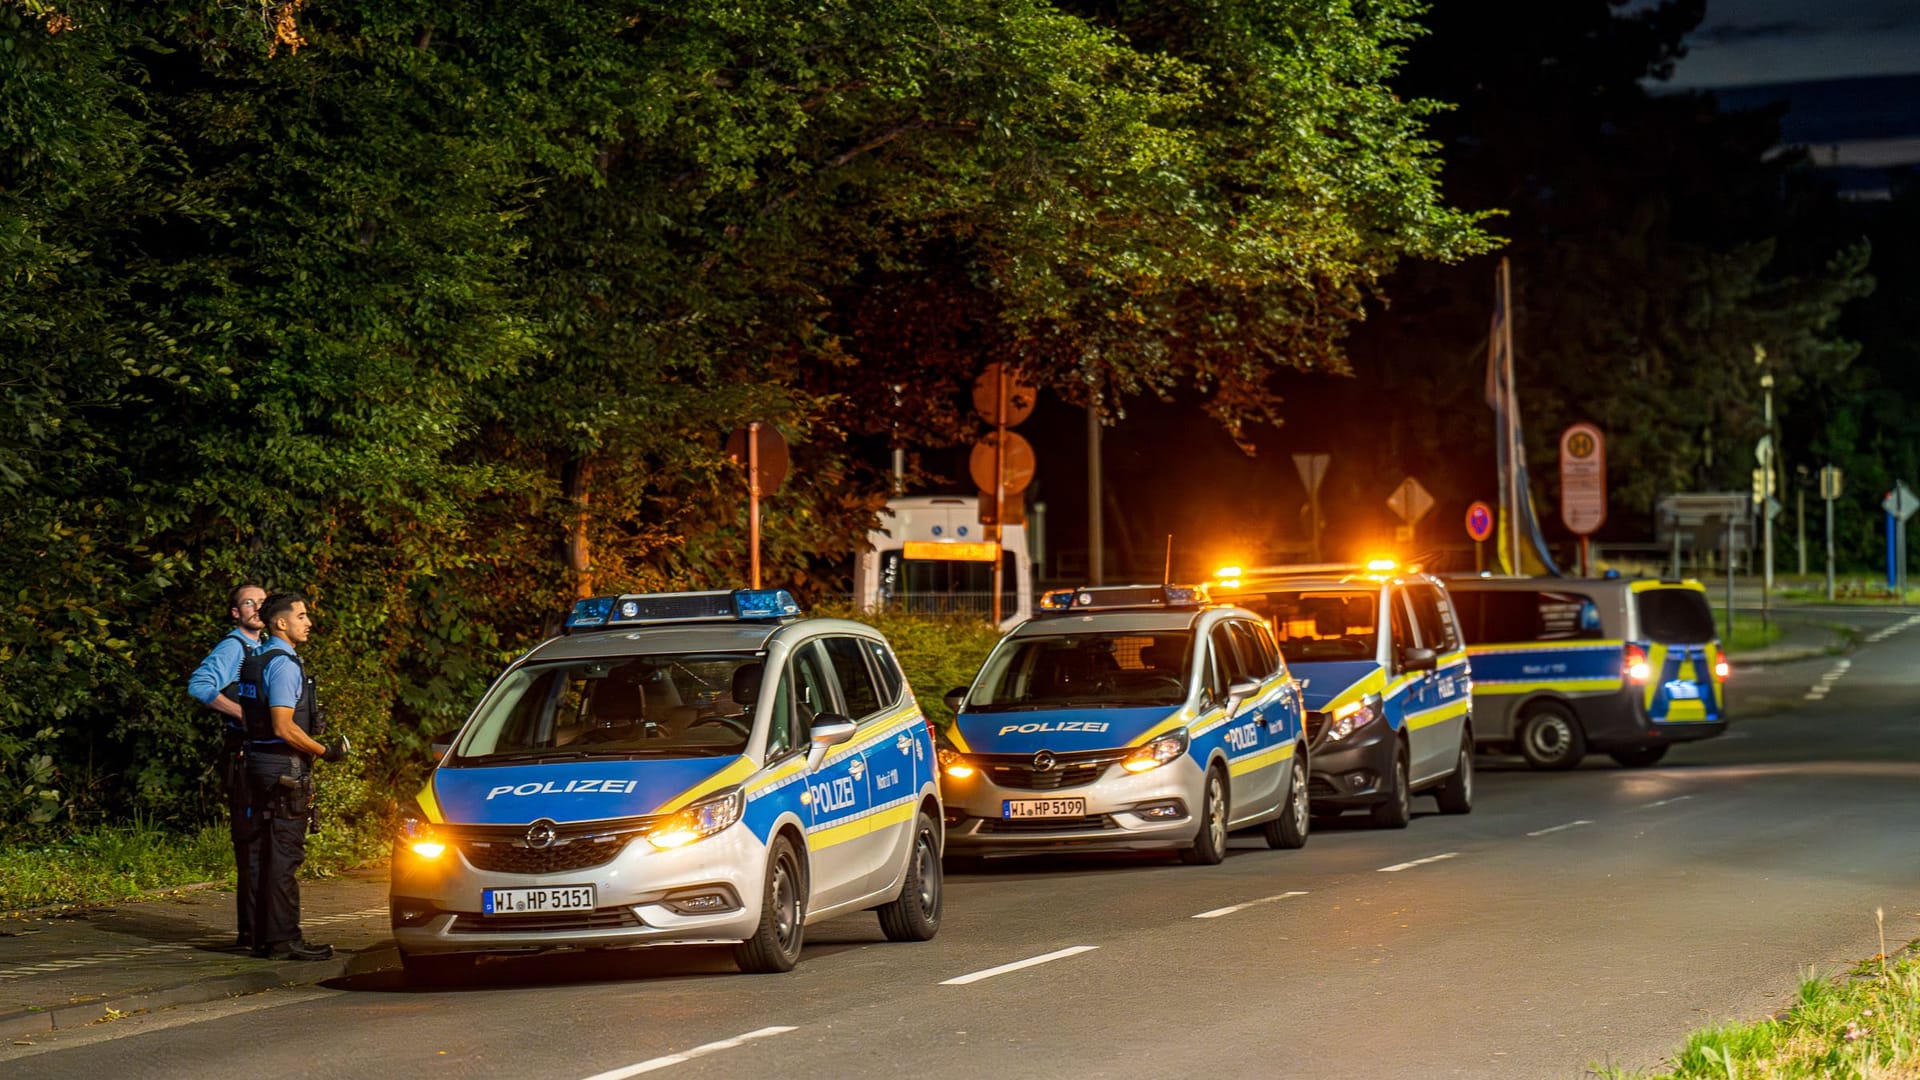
{"left": 1714, "top": 659, "right": 1730, "bottom": 681}
{"left": 1624, "top": 644, "right": 1651, "bottom": 684}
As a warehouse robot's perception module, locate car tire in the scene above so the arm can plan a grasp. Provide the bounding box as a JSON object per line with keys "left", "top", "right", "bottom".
{"left": 1519, "top": 704, "right": 1586, "bottom": 770}
{"left": 733, "top": 834, "right": 806, "bottom": 973}
{"left": 400, "top": 950, "right": 476, "bottom": 986}
{"left": 1262, "top": 755, "right": 1311, "bottom": 850}
{"left": 876, "top": 812, "right": 943, "bottom": 942}
{"left": 1609, "top": 745, "right": 1669, "bottom": 768}
{"left": 1179, "top": 767, "right": 1230, "bottom": 865}
{"left": 1433, "top": 731, "right": 1474, "bottom": 814}
{"left": 1368, "top": 740, "right": 1412, "bottom": 829}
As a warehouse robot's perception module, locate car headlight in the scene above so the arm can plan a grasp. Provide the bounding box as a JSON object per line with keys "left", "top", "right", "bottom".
{"left": 399, "top": 816, "right": 446, "bottom": 860}
{"left": 1325, "top": 698, "right": 1381, "bottom": 742}
{"left": 937, "top": 746, "right": 976, "bottom": 780}
{"left": 1123, "top": 728, "right": 1191, "bottom": 773}
{"left": 648, "top": 787, "right": 745, "bottom": 850}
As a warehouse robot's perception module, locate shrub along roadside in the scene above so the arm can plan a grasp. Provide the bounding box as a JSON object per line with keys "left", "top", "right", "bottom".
{"left": 1596, "top": 935, "right": 1920, "bottom": 1078}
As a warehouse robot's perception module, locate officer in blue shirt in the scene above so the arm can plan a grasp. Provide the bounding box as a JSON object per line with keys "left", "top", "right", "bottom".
{"left": 187, "top": 583, "right": 268, "bottom": 949}
{"left": 239, "top": 592, "right": 348, "bottom": 962}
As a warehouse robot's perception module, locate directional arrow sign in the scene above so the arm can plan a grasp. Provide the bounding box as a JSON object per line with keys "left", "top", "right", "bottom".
{"left": 1387, "top": 477, "right": 1434, "bottom": 525}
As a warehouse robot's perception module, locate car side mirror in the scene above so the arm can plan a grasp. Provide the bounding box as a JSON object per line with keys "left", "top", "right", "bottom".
{"left": 943, "top": 687, "right": 969, "bottom": 715}
{"left": 1225, "top": 677, "right": 1261, "bottom": 717}
{"left": 806, "top": 713, "right": 858, "bottom": 772}
{"left": 1400, "top": 646, "right": 1438, "bottom": 672}
{"left": 429, "top": 728, "right": 461, "bottom": 758}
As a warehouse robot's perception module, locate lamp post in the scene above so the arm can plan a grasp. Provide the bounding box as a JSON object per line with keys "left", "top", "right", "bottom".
{"left": 1755, "top": 345, "right": 1775, "bottom": 597}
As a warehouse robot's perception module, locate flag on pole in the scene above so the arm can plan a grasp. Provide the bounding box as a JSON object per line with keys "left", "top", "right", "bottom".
{"left": 1487, "top": 258, "right": 1561, "bottom": 577}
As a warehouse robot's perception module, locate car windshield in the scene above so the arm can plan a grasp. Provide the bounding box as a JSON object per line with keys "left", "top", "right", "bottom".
{"left": 1246, "top": 589, "right": 1380, "bottom": 663}
{"left": 450, "top": 652, "right": 761, "bottom": 765}
{"left": 967, "top": 631, "right": 1191, "bottom": 711}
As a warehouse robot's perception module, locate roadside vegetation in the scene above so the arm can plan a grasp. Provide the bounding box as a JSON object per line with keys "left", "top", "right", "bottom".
{"left": 1599, "top": 927, "right": 1920, "bottom": 1079}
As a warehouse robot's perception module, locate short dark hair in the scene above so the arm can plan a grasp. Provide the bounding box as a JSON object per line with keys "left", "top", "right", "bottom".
{"left": 229, "top": 582, "right": 265, "bottom": 609}
{"left": 259, "top": 592, "right": 308, "bottom": 632}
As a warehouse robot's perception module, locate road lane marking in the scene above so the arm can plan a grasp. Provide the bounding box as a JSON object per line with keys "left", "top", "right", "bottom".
{"left": 1526, "top": 820, "right": 1593, "bottom": 837}
{"left": 1805, "top": 693, "right": 1826, "bottom": 700}
{"left": 1193, "top": 892, "right": 1308, "bottom": 919}
{"left": 580, "top": 1027, "right": 797, "bottom": 1080}
{"left": 1641, "top": 795, "right": 1693, "bottom": 809}
{"left": 941, "top": 946, "right": 1099, "bottom": 985}
{"left": 1377, "top": 852, "right": 1458, "bottom": 873}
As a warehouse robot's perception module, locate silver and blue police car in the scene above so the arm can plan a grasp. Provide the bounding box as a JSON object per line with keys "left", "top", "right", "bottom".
{"left": 937, "top": 585, "right": 1310, "bottom": 864}
{"left": 389, "top": 589, "right": 943, "bottom": 980}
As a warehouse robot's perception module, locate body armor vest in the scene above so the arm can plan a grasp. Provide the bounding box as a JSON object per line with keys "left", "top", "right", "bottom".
{"left": 238, "top": 647, "right": 315, "bottom": 751}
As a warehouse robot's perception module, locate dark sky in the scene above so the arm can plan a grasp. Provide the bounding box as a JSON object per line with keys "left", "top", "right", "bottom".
{"left": 1658, "top": 0, "right": 1920, "bottom": 88}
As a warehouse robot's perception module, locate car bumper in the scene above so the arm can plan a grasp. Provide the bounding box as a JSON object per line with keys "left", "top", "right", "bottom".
{"left": 939, "top": 757, "right": 1205, "bottom": 854}
{"left": 1306, "top": 723, "right": 1397, "bottom": 809}
{"left": 389, "top": 823, "right": 770, "bottom": 958}
{"left": 1576, "top": 692, "right": 1729, "bottom": 749}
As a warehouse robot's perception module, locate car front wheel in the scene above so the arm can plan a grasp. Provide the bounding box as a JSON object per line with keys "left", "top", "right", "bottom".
{"left": 733, "top": 835, "right": 806, "bottom": 973}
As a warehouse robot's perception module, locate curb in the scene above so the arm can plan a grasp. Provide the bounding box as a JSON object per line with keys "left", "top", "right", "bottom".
{"left": 0, "top": 944, "right": 399, "bottom": 1039}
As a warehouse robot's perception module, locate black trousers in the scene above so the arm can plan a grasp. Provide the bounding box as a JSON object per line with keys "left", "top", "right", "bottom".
{"left": 221, "top": 744, "right": 259, "bottom": 945}
{"left": 247, "top": 762, "right": 310, "bottom": 950}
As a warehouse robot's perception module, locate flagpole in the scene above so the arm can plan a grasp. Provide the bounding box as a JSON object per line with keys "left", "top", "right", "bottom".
{"left": 1501, "top": 258, "right": 1522, "bottom": 575}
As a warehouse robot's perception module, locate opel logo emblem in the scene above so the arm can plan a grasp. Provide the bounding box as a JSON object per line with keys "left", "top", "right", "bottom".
{"left": 525, "top": 819, "right": 558, "bottom": 850}
{"left": 1032, "top": 750, "right": 1058, "bottom": 772}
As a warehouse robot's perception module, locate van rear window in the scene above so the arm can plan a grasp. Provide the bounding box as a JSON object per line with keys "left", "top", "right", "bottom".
{"left": 1451, "top": 590, "right": 1602, "bottom": 644}
{"left": 1635, "top": 588, "right": 1717, "bottom": 643}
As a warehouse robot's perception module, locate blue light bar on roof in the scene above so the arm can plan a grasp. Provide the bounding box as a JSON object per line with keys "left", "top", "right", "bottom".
{"left": 563, "top": 589, "right": 803, "bottom": 630}
{"left": 1036, "top": 583, "right": 1210, "bottom": 615}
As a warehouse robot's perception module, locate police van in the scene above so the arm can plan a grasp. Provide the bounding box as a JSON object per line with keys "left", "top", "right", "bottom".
{"left": 389, "top": 589, "right": 943, "bottom": 980}
{"left": 937, "top": 584, "right": 1310, "bottom": 864}
{"left": 1212, "top": 562, "right": 1474, "bottom": 828}
{"left": 1442, "top": 575, "right": 1728, "bottom": 769}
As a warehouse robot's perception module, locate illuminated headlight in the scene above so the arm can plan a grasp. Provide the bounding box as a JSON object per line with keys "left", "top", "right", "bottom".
{"left": 399, "top": 816, "right": 446, "bottom": 860}
{"left": 648, "top": 787, "right": 745, "bottom": 850}
{"left": 1325, "top": 699, "right": 1381, "bottom": 742}
{"left": 937, "top": 746, "right": 976, "bottom": 780}
{"left": 1123, "top": 728, "right": 1191, "bottom": 773}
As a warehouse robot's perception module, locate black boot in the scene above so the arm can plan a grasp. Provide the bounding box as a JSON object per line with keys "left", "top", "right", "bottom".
{"left": 258, "top": 939, "right": 333, "bottom": 961}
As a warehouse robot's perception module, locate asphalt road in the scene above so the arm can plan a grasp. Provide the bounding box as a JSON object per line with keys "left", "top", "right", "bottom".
{"left": 11, "top": 606, "right": 1920, "bottom": 1080}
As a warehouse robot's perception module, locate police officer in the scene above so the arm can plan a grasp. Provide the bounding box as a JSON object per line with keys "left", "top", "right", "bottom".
{"left": 186, "top": 583, "right": 269, "bottom": 949}
{"left": 239, "top": 592, "right": 348, "bottom": 961}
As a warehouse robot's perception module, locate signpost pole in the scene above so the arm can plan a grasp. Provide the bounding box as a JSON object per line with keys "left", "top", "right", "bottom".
{"left": 1725, "top": 514, "right": 1736, "bottom": 642}
{"left": 1088, "top": 405, "right": 1103, "bottom": 587}
{"left": 992, "top": 365, "right": 1007, "bottom": 627}
{"left": 1476, "top": 541, "right": 1485, "bottom": 574}
{"left": 1825, "top": 480, "right": 1835, "bottom": 602}
{"left": 748, "top": 421, "right": 762, "bottom": 589}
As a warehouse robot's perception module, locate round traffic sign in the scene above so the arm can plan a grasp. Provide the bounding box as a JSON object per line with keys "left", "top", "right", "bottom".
{"left": 1465, "top": 501, "right": 1494, "bottom": 543}
{"left": 726, "top": 423, "right": 790, "bottom": 493}
{"left": 969, "top": 431, "right": 1035, "bottom": 494}
{"left": 972, "top": 363, "right": 1038, "bottom": 427}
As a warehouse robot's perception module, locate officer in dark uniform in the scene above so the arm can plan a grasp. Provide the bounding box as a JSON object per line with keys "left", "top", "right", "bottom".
{"left": 187, "top": 583, "right": 269, "bottom": 949}
{"left": 238, "top": 591, "right": 348, "bottom": 961}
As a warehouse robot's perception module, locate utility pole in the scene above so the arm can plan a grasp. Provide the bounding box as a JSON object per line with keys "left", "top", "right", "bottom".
{"left": 1087, "top": 402, "right": 1104, "bottom": 586}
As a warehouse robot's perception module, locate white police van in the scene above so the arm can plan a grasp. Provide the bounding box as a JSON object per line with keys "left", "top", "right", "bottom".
{"left": 938, "top": 584, "right": 1310, "bottom": 864}
{"left": 389, "top": 590, "right": 942, "bottom": 980}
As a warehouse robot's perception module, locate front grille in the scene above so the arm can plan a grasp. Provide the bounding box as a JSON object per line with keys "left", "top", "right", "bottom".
{"left": 977, "top": 814, "right": 1115, "bottom": 834}
{"left": 458, "top": 836, "right": 631, "bottom": 875}
{"left": 1307, "top": 777, "right": 1339, "bottom": 798}
{"left": 449, "top": 908, "right": 645, "bottom": 934}
{"left": 976, "top": 750, "right": 1123, "bottom": 791}
{"left": 1306, "top": 711, "right": 1329, "bottom": 745}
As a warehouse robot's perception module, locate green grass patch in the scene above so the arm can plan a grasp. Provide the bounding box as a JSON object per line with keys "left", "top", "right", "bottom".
{"left": 1597, "top": 937, "right": 1920, "bottom": 1078}
{"left": 1715, "top": 613, "right": 1784, "bottom": 654}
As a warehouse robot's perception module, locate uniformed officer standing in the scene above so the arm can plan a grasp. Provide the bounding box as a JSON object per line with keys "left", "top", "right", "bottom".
{"left": 186, "top": 583, "right": 269, "bottom": 949}
{"left": 239, "top": 592, "right": 348, "bottom": 961}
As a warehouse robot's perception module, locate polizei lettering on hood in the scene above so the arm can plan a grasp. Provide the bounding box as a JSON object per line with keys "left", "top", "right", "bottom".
{"left": 996, "top": 721, "right": 1111, "bottom": 736}
{"left": 485, "top": 779, "right": 641, "bottom": 800}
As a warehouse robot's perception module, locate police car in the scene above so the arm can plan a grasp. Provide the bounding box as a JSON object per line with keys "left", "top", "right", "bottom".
{"left": 1212, "top": 562, "right": 1474, "bottom": 828}
{"left": 938, "top": 584, "right": 1310, "bottom": 864}
{"left": 389, "top": 590, "right": 943, "bottom": 979}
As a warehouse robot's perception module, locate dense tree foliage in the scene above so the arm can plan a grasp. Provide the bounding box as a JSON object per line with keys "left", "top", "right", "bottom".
{"left": 0, "top": 0, "right": 1486, "bottom": 834}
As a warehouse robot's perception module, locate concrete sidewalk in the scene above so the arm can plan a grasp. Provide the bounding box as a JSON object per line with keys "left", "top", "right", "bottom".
{"left": 0, "top": 868, "right": 397, "bottom": 1040}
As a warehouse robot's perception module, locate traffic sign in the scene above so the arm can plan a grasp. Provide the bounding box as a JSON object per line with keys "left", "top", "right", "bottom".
{"left": 1558, "top": 422, "right": 1606, "bottom": 535}
{"left": 977, "top": 489, "right": 1026, "bottom": 527}
{"left": 969, "top": 430, "right": 1035, "bottom": 494}
{"left": 1819, "top": 465, "right": 1844, "bottom": 501}
{"left": 726, "top": 423, "right": 790, "bottom": 493}
{"left": 1386, "top": 476, "right": 1434, "bottom": 525}
{"left": 1882, "top": 480, "right": 1919, "bottom": 522}
{"left": 1292, "top": 453, "right": 1330, "bottom": 495}
{"left": 1465, "top": 501, "right": 1494, "bottom": 543}
{"left": 972, "top": 363, "right": 1037, "bottom": 427}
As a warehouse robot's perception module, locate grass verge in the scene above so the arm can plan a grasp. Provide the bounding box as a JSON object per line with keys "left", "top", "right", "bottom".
{"left": 1598, "top": 929, "right": 1920, "bottom": 1078}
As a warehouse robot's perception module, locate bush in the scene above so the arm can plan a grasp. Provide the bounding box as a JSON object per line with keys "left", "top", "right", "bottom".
{"left": 810, "top": 602, "right": 1002, "bottom": 728}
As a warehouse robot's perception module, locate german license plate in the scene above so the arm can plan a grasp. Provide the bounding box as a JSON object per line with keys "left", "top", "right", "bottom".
{"left": 1667, "top": 681, "right": 1700, "bottom": 700}
{"left": 483, "top": 886, "right": 595, "bottom": 915}
{"left": 1003, "top": 798, "right": 1086, "bottom": 819}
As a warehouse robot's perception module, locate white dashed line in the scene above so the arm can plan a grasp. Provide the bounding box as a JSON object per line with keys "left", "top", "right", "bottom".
{"left": 1193, "top": 892, "right": 1308, "bottom": 919}
{"left": 1526, "top": 820, "right": 1594, "bottom": 837}
{"left": 1642, "top": 795, "right": 1693, "bottom": 809}
{"left": 941, "top": 946, "right": 1100, "bottom": 985}
{"left": 1377, "top": 852, "right": 1459, "bottom": 873}
{"left": 580, "top": 1027, "right": 798, "bottom": 1080}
